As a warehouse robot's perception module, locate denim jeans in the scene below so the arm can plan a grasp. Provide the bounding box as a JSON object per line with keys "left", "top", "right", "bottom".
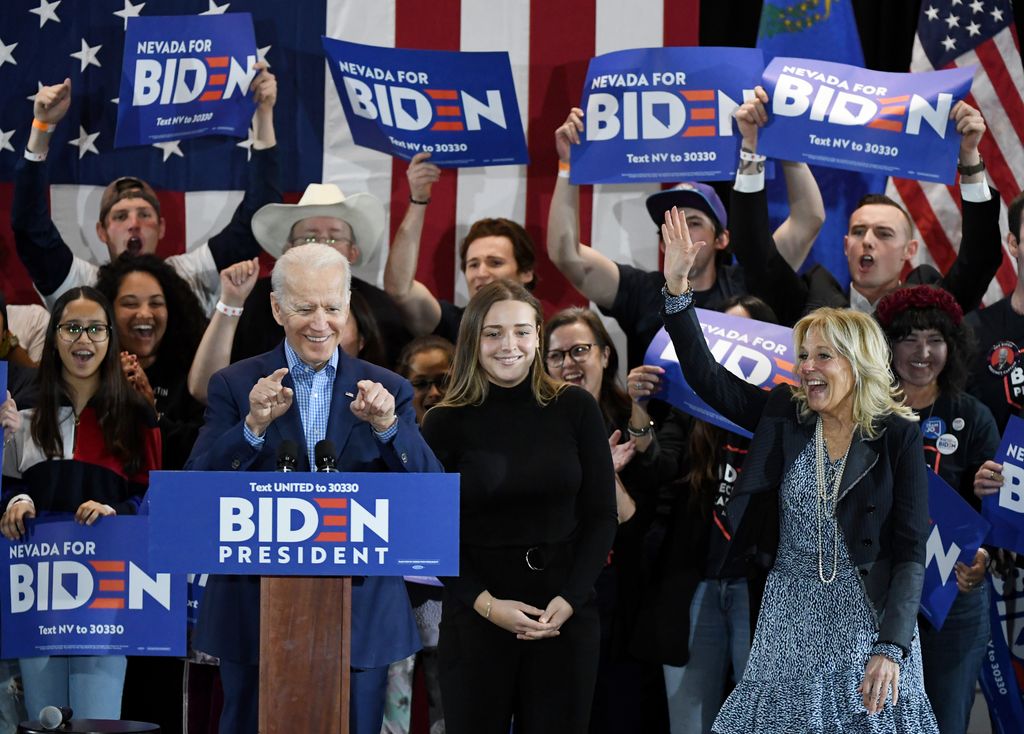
{"left": 0, "top": 659, "right": 26, "bottom": 734}
{"left": 663, "top": 578, "right": 751, "bottom": 734}
{"left": 19, "top": 655, "right": 126, "bottom": 720}
{"left": 920, "top": 584, "right": 990, "bottom": 734}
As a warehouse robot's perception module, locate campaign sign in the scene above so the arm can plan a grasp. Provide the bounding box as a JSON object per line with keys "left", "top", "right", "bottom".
{"left": 920, "top": 472, "right": 990, "bottom": 629}
{"left": 643, "top": 309, "right": 796, "bottom": 437}
{"left": 115, "top": 14, "right": 258, "bottom": 147}
{"left": 322, "top": 37, "right": 528, "bottom": 168}
{"left": 0, "top": 516, "right": 186, "bottom": 657}
{"left": 186, "top": 573, "right": 207, "bottom": 629}
{"left": 758, "top": 57, "right": 974, "bottom": 183}
{"left": 983, "top": 416, "right": 1024, "bottom": 554}
{"left": 570, "top": 47, "right": 764, "bottom": 184}
{"left": 979, "top": 569, "right": 1024, "bottom": 733}
{"left": 147, "top": 471, "right": 459, "bottom": 576}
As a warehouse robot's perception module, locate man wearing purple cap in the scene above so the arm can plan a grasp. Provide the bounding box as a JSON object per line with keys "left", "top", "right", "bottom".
{"left": 548, "top": 107, "right": 825, "bottom": 369}
{"left": 11, "top": 68, "right": 281, "bottom": 317}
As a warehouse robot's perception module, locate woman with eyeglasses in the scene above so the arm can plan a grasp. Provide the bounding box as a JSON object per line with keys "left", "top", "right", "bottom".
{"left": 0, "top": 287, "right": 161, "bottom": 719}
{"left": 421, "top": 281, "right": 616, "bottom": 734}
{"left": 543, "top": 306, "right": 668, "bottom": 733}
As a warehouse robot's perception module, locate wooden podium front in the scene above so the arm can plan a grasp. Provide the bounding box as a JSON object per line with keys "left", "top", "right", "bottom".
{"left": 259, "top": 577, "right": 352, "bottom": 733}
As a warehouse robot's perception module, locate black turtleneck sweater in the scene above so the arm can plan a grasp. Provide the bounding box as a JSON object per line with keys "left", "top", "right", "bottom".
{"left": 421, "top": 381, "right": 617, "bottom": 612}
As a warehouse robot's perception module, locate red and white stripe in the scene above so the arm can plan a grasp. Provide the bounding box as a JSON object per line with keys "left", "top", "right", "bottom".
{"left": 887, "top": 25, "right": 1024, "bottom": 306}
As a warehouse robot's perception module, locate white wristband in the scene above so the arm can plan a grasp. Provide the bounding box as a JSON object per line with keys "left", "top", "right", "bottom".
{"left": 215, "top": 301, "right": 244, "bottom": 317}
{"left": 739, "top": 149, "right": 767, "bottom": 163}
{"left": 24, "top": 149, "right": 47, "bottom": 163}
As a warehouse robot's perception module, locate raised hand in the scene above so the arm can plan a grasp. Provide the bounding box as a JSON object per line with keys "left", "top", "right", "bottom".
{"left": 733, "top": 85, "right": 770, "bottom": 150}
{"left": 406, "top": 151, "right": 441, "bottom": 203}
{"left": 662, "top": 206, "right": 706, "bottom": 295}
{"left": 555, "top": 107, "right": 585, "bottom": 163}
{"left": 33, "top": 78, "right": 72, "bottom": 125}
{"left": 246, "top": 367, "right": 294, "bottom": 436}
{"left": 349, "top": 380, "right": 397, "bottom": 433}
{"left": 219, "top": 257, "right": 261, "bottom": 309}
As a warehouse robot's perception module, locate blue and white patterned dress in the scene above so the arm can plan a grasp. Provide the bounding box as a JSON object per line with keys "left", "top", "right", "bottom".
{"left": 712, "top": 442, "right": 938, "bottom": 733}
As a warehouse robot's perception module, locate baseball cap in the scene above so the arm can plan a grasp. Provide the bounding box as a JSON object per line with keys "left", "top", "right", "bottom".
{"left": 98, "top": 176, "right": 161, "bottom": 224}
{"left": 646, "top": 182, "right": 727, "bottom": 231}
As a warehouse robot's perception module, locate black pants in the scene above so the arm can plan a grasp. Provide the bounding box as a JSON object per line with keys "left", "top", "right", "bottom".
{"left": 438, "top": 544, "right": 601, "bottom": 734}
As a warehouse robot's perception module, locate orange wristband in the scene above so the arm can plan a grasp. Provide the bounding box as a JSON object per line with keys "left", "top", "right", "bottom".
{"left": 557, "top": 160, "right": 570, "bottom": 173}
{"left": 32, "top": 119, "right": 53, "bottom": 133}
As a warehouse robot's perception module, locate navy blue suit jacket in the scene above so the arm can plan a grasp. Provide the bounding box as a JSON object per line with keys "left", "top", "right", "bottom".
{"left": 187, "top": 343, "right": 442, "bottom": 668}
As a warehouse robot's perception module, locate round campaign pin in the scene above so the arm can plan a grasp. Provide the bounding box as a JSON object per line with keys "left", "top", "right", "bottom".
{"left": 952, "top": 417, "right": 965, "bottom": 431}
{"left": 936, "top": 433, "right": 959, "bottom": 455}
{"left": 921, "top": 417, "right": 946, "bottom": 440}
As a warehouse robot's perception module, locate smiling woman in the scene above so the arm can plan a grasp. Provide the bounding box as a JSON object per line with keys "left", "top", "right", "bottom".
{"left": 0, "top": 286, "right": 160, "bottom": 721}
{"left": 421, "top": 281, "right": 616, "bottom": 734}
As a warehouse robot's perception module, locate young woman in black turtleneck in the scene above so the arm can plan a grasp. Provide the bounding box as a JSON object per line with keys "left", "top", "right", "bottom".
{"left": 421, "top": 281, "right": 617, "bottom": 734}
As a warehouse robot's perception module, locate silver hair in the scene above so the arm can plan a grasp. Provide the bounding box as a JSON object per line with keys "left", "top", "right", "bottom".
{"left": 271, "top": 243, "right": 352, "bottom": 309}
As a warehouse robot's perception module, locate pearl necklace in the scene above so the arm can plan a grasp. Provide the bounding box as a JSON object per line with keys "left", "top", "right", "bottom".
{"left": 815, "top": 417, "right": 852, "bottom": 584}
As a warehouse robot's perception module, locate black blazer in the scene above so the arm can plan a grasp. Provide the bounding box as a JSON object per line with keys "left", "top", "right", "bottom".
{"left": 662, "top": 306, "right": 929, "bottom": 655}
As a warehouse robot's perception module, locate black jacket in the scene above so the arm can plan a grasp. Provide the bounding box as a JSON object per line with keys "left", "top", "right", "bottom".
{"left": 662, "top": 305, "right": 929, "bottom": 655}
{"left": 730, "top": 186, "right": 1003, "bottom": 327}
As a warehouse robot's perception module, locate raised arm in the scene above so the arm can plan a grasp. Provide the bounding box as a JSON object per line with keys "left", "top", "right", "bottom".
{"left": 383, "top": 152, "right": 445, "bottom": 336}
{"left": 188, "top": 258, "right": 260, "bottom": 404}
{"left": 547, "top": 108, "right": 620, "bottom": 309}
{"left": 662, "top": 206, "right": 771, "bottom": 432}
{"left": 774, "top": 161, "right": 825, "bottom": 271}
{"left": 937, "top": 102, "right": 1002, "bottom": 313}
{"left": 11, "top": 78, "right": 76, "bottom": 297}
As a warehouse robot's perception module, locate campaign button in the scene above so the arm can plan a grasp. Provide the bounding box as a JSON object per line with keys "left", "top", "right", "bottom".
{"left": 921, "top": 417, "right": 945, "bottom": 439}
{"left": 952, "top": 417, "right": 965, "bottom": 431}
{"left": 936, "top": 433, "right": 959, "bottom": 455}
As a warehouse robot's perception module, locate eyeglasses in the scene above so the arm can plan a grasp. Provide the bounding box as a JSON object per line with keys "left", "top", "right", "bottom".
{"left": 288, "top": 236, "right": 354, "bottom": 247}
{"left": 545, "top": 343, "right": 595, "bottom": 368}
{"left": 57, "top": 323, "right": 111, "bottom": 343}
{"left": 409, "top": 374, "right": 450, "bottom": 392}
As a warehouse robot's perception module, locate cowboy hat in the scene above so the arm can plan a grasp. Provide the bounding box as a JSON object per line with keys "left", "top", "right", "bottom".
{"left": 251, "top": 183, "right": 386, "bottom": 265}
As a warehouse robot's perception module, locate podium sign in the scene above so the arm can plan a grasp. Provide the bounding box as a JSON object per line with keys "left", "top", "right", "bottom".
{"left": 147, "top": 471, "right": 459, "bottom": 576}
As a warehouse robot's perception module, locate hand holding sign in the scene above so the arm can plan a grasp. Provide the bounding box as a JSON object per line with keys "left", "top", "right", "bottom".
{"left": 251, "top": 62, "right": 277, "bottom": 110}
{"left": 952, "top": 101, "right": 985, "bottom": 176}
{"left": 406, "top": 152, "right": 441, "bottom": 203}
{"left": 954, "top": 548, "right": 988, "bottom": 593}
{"left": 974, "top": 459, "right": 1004, "bottom": 498}
{"left": 626, "top": 364, "right": 664, "bottom": 402}
{"left": 661, "top": 206, "right": 706, "bottom": 296}
{"left": 245, "top": 367, "right": 293, "bottom": 436}
{"left": 734, "top": 85, "right": 769, "bottom": 151}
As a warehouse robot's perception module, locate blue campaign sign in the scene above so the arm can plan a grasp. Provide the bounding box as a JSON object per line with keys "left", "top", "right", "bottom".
{"left": 920, "top": 472, "right": 990, "bottom": 629}
{"left": 323, "top": 37, "right": 528, "bottom": 168}
{"left": 0, "top": 516, "right": 186, "bottom": 658}
{"left": 570, "top": 47, "right": 765, "bottom": 184}
{"left": 983, "top": 415, "right": 1024, "bottom": 553}
{"left": 643, "top": 309, "right": 796, "bottom": 437}
{"left": 147, "top": 471, "right": 459, "bottom": 576}
{"left": 758, "top": 57, "right": 974, "bottom": 183}
{"left": 186, "top": 573, "right": 207, "bottom": 630}
{"left": 979, "top": 569, "right": 1024, "bottom": 733}
{"left": 115, "top": 14, "right": 258, "bottom": 148}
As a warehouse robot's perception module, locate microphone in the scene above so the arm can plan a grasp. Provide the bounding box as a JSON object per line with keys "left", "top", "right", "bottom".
{"left": 314, "top": 440, "right": 338, "bottom": 472}
{"left": 38, "top": 705, "right": 73, "bottom": 730}
{"left": 276, "top": 440, "right": 298, "bottom": 472}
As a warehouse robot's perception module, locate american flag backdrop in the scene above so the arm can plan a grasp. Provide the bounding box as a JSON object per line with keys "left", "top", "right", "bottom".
{"left": 0, "top": 0, "right": 700, "bottom": 323}
{"left": 887, "top": 0, "right": 1024, "bottom": 305}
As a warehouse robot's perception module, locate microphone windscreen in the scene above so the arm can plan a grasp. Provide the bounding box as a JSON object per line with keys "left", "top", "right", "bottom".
{"left": 314, "top": 439, "right": 337, "bottom": 469}
{"left": 277, "top": 440, "right": 299, "bottom": 464}
{"left": 39, "top": 705, "right": 72, "bottom": 729}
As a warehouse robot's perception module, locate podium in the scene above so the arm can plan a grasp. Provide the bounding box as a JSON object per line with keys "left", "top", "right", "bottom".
{"left": 259, "top": 577, "right": 351, "bottom": 732}
{"left": 146, "top": 470, "right": 459, "bottom": 734}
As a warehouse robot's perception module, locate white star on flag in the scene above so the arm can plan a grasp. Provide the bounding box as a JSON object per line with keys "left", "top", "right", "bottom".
{"left": 154, "top": 140, "right": 184, "bottom": 162}
{"left": 991, "top": 7, "right": 1004, "bottom": 22}
{"left": 0, "top": 129, "right": 15, "bottom": 153}
{"left": 27, "top": 81, "right": 44, "bottom": 103}
{"left": 70, "top": 38, "right": 102, "bottom": 72}
{"left": 257, "top": 45, "right": 272, "bottom": 66}
{"left": 111, "top": 97, "right": 120, "bottom": 105}
{"left": 966, "top": 20, "right": 982, "bottom": 36}
{"left": 200, "top": 0, "right": 230, "bottom": 15}
{"left": 113, "top": 0, "right": 145, "bottom": 31}
{"left": 236, "top": 126, "right": 256, "bottom": 161}
{"left": 925, "top": 6, "right": 939, "bottom": 21}
{"left": 29, "top": 0, "right": 62, "bottom": 28}
{"left": 0, "top": 39, "right": 18, "bottom": 69}
{"left": 945, "top": 12, "right": 961, "bottom": 28}
{"left": 969, "top": 0, "right": 984, "bottom": 12}
{"left": 951, "top": 0, "right": 963, "bottom": 6}
{"left": 68, "top": 125, "right": 100, "bottom": 158}
{"left": 941, "top": 35, "right": 957, "bottom": 51}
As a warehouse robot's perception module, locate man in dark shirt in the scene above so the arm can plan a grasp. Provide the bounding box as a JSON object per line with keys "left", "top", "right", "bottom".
{"left": 967, "top": 192, "right": 1024, "bottom": 432}
{"left": 547, "top": 106, "right": 825, "bottom": 369}
{"left": 11, "top": 70, "right": 281, "bottom": 317}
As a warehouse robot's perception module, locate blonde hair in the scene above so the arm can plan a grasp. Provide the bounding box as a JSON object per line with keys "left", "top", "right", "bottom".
{"left": 438, "top": 281, "right": 566, "bottom": 408}
{"left": 790, "top": 307, "right": 916, "bottom": 438}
